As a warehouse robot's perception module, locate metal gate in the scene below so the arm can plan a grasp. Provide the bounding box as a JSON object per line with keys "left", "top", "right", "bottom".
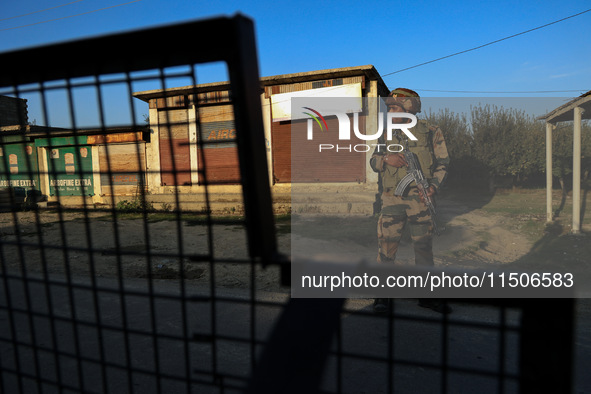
{"left": 0, "top": 15, "right": 576, "bottom": 394}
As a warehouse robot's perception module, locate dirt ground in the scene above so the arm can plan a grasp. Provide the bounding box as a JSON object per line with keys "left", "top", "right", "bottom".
{"left": 0, "top": 189, "right": 588, "bottom": 291}
{"left": 291, "top": 198, "right": 534, "bottom": 266}
{"left": 0, "top": 209, "right": 288, "bottom": 291}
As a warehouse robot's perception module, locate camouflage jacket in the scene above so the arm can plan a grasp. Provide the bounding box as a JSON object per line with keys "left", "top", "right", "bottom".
{"left": 370, "top": 119, "right": 449, "bottom": 193}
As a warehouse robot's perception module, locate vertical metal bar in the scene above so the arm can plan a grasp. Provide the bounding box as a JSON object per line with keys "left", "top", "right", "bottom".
{"left": 179, "top": 68, "right": 201, "bottom": 394}
{"left": 0, "top": 86, "right": 51, "bottom": 392}
{"left": 225, "top": 15, "right": 277, "bottom": 264}
{"left": 250, "top": 254, "right": 258, "bottom": 376}
{"left": 335, "top": 309, "right": 343, "bottom": 393}
{"left": 38, "top": 81, "right": 87, "bottom": 392}
{"left": 520, "top": 299, "right": 574, "bottom": 393}
{"left": 96, "top": 85, "right": 126, "bottom": 390}
{"left": 387, "top": 303, "right": 394, "bottom": 394}
{"left": 72, "top": 76, "right": 109, "bottom": 392}
{"left": 546, "top": 122, "right": 553, "bottom": 223}
{"left": 441, "top": 306, "right": 449, "bottom": 393}
{"left": 189, "top": 78, "right": 220, "bottom": 388}
{"left": 246, "top": 298, "right": 345, "bottom": 394}
{"left": 119, "top": 71, "right": 142, "bottom": 394}
{"left": 572, "top": 107, "right": 582, "bottom": 233}
{"left": 0, "top": 329, "right": 3, "bottom": 392}
{"left": 498, "top": 306, "right": 507, "bottom": 394}
{"left": 22, "top": 88, "right": 63, "bottom": 389}
{"left": 0, "top": 236, "right": 24, "bottom": 393}
{"left": 184, "top": 73, "right": 222, "bottom": 389}
{"left": 142, "top": 69, "right": 177, "bottom": 394}
{"left": 8, "top": 206, "right": 43, "bottom": 393}
{"left": 16, "top": 84, "right": 65, "bottom": 393}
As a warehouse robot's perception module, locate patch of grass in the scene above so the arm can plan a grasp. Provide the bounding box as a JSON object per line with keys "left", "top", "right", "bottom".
{"left": 453, "top": 187, "right": 591, "bottom": 242}
{"left": 274, "top": 213, "right": 291, "bottom": 235}
{"left": 480, "top": 191, "right": 546, "bottom": 216}
{"left": 184, "top": 214, "right": 246, "bottom": 227}
{"left": 513, "top": 218, "right": 547, "bottom": 242}
{"left": 145, "top": 212, "right": 184, "bottom": 223}
{"left": 294, "top": 204, "right": 322, "bottom": 214}
{"left": 274, "top": 213, "right": 291, "bottom": 223}
{"left": 115, "top": 198, "right": 154, "bottom": 213}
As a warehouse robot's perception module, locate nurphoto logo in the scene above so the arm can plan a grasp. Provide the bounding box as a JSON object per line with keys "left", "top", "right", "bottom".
{"left": 302, "top": 105, "right": 419, "bottom": 153}
{"left": 303, "top": 107, "right": 329, "bottom": 132}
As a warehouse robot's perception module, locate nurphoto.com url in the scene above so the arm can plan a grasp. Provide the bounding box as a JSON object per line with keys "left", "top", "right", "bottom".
{"left": 300, "top": 271, "right": 574, "bottom": 293}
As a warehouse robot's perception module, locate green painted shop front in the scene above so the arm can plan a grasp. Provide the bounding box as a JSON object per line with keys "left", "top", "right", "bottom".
{"left": 36, "top": 137, "right": 95, "bottom": 197}
{"left": 0, "top": 140, "right": 40, "bottom": 192}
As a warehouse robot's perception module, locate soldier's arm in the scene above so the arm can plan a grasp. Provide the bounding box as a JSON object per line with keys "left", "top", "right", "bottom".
{"left": 429, "top": 126, "right": 450, "bottom": 191}
{"left": 371, "top": 134, "right": 409, "bottom": 171}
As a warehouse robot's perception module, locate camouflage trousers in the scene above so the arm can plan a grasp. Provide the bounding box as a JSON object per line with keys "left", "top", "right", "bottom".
{"left": 377, "top": 187, "right": 434, "bottom": 266}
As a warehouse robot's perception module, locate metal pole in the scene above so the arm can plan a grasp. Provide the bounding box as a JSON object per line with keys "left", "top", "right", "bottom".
{"left": 572, "top": 106, "right": 582, "bottom": 233}
{"left": 520, "top": 299, "right": 575, "bottom": 393}
{"left": 546, "top": 122, "right": 553, "bottom": 222}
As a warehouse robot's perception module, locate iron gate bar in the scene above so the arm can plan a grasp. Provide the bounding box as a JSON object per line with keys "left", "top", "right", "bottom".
{"left": 0, "top": 14, "right": 276, "bottom": 394}
{"left": 0, "top": 13, "right": 277, "bottom": 265}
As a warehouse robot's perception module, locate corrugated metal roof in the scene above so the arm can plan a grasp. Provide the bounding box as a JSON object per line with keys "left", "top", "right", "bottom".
{"left": 133, "top": 65, "right": 389, "bottom": 102}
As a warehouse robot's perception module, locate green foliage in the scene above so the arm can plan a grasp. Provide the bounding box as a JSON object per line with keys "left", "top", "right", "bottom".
{"left": 115, "top": 198, "right": 154, "bottom": 213}
{"left": 552, "top": 123, "right": 574, "bottom": 180}
{"left": 424, "top": 108, "right": 472, "bottom": 158}
{"left": 424, "top": 108, "right": 481, "bottom": 180}
{"left": 425, "top": 104, "right": 591, "bottom": 190}
{"left": 471, "top": 105, "right": 543, "bottom": 180}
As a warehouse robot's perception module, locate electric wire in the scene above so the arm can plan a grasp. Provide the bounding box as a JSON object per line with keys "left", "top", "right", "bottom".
{"left": 0, "top": 0, "right": 88, "bottom": 23}
{"left": 0, "top": 0, "right": 143, "bottom": 31}
{"left": 382, "top": 8, "right": 591, "bottom": 77}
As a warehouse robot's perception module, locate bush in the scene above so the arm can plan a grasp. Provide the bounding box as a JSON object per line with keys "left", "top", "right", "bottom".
{"left": 116, "top": 198, "right": 154, "bottom": 213}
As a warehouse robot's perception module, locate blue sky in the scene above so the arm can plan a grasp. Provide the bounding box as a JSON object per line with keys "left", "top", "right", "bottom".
{"left": 1, "top": 0, "right": 590, "bottom": 126}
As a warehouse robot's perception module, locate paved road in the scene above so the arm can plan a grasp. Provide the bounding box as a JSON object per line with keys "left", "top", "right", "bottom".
{"left": 1, "top": 272, "right": 590, "bottom": 393}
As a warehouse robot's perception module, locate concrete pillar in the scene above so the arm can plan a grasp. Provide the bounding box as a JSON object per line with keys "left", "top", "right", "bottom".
{"left": 91, "top": 145, "right": 102, "bottom": 204}
{"left": 365, "top": 80, "right": 379, "bottom": 184}
{"left": 261, "top": 93, "right": 273, "bottom": 186}
{"left": 37, "top": 147, "right": 50, "bottom": 198}
{"left": 546, "top": 122, "right": 553, "bottom": 222}
{"left": 146, "top": 107, "right": 161, "bottom": 193}
{"left": 188, "top": 104, "right": 199, "bottom": 186}
{"left": 572, "top": 106, "right": 583, "bottom": 233}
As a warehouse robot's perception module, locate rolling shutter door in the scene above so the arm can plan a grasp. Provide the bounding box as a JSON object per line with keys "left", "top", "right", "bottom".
{"left": 158, "top": 109, "right": 191, "bottom": 186}
{"left": 271, "top": 120, "right": 291, "bottom": 183}
{"left": 197, "top": 105, "right": 240, "bottom": 185}
{"left": 272, "top": 115, "right": 366, "bottom": 183}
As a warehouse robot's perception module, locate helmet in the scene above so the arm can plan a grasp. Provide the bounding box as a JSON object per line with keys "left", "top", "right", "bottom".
{"left": 387, "top": 88, "right": 421, "bottom": 114}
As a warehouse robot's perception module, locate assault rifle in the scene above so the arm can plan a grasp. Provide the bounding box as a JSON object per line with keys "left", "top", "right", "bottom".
{"left": 393, "top": 146, "right": 440, "bottom": 236}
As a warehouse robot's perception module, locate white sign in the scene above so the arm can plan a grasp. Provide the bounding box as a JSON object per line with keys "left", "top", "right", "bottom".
{"left": 271, "top": 83, "right": 362, "bottom": 122}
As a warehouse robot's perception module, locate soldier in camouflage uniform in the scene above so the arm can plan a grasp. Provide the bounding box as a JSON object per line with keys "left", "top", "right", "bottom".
{"left": 370, "top": 88, "right": 450, "bottom": 313}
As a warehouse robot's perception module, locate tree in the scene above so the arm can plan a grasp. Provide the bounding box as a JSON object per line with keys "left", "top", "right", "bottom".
{"left": 471, "top": 104, "right": 544, "bottom": 189}
{"left": 551, "top": 120, "right": 591, "bottom": 194}
{"left": 423, "top": 108, "right": 478, "bottom": 182}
